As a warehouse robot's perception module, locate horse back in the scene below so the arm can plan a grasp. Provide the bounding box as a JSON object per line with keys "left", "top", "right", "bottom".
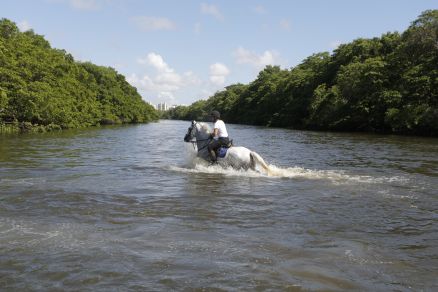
{"left": 221, "top": 146, "right": 251, "bottom": 162}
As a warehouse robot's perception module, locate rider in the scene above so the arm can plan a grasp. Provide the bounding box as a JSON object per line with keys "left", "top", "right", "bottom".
{"left": 208, "top": 110, "right": 229, "bottom": 164}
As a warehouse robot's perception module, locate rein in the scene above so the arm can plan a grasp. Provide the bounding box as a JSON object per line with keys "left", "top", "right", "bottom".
{"left": 196, "top": 139, "right": 211, "bottom": 152}
{"left": 190, "top": 139, "right": 210, "bottom": 151}
{"left": 189, "top": 122, "right": 212, "bottom": 152}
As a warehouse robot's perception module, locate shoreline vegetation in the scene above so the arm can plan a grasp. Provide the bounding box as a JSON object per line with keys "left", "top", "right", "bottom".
{"left": 1, "top": 11, "right": 437, "bottom": 136}
{"left": 164, "top": 10, "right": 438, "bottom": 137}
{"left": 0, "top": 121, "right": 53, "bottom": 134}
{"left": 0, "top": 19, "right": 158, "bottom": 134}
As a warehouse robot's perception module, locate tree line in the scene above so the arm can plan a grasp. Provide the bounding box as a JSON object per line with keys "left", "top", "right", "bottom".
{"left": 0, "top": 18, "right": 158, "bottom": 132}
{"left": 164, "top": 10, "right": 438, "bottom": 136}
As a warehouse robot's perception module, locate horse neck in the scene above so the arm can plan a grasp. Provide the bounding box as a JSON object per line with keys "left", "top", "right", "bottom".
{"left": 195, "top": 128, "right": 210, "bottom": 158}
{"left": 195, "top": 132, "right": 210, "bottom": 150}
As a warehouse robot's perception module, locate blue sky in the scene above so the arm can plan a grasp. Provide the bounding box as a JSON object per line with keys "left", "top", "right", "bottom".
{"left": 1, "top": 0, "right": 436, "bottom": 106}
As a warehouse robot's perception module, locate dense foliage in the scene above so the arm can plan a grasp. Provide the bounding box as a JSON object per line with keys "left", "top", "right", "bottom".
{"left": 165, "top": 10, "right": 438, "bottom": 136}
{"left": 0, "top": 19, "right": 157, "bottom": 131}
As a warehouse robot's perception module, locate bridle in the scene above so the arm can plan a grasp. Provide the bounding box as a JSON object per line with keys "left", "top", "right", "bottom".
{"left": 186, "top": 121, "right": 212, "bottom": 152}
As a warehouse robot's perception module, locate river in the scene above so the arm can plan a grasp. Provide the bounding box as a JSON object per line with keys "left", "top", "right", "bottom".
{"left": 0, "top": 119, "right": 437, "bottom": 291}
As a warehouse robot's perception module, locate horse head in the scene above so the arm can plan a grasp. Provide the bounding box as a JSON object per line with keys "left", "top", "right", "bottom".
{"left": 183, "top": 121, "right": 211, "bottom": 142}
{"left": 183, "top": 120, "right": 197, "bottom": 142}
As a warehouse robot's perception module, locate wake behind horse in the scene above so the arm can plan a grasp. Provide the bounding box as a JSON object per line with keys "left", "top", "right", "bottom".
{"left": 184, "top": 121, "right": 271, "bottom": 174}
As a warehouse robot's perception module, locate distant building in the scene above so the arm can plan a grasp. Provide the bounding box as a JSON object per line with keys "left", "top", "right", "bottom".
{"left": 157, "top": 102, "right": 168, "bottom": 111}
{"left": 155, "top": 103, "right": 185, "bottom": 111}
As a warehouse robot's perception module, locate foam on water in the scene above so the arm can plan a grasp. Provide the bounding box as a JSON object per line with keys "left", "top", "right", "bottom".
{"left": 168, "top": 163, "right": 264, "bottom": 178}
{"left": 180, "top": 143, "right": 408, "bottom": 185}
{"left": 169, "top": 161, "right": 408, "bottom": 185}
{"left": 267, "top": 165, "right": 409, "bottom": 184}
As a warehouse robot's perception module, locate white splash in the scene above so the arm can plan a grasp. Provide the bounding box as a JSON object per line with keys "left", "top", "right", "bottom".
{"left": 179, "top": 143, "right": 409, "bottom": 184}
{"left": 266, "top": 165, "right": 407, "bottom": 184}
{"left": 168, "top": 163, "right": 264, "bottom": 178}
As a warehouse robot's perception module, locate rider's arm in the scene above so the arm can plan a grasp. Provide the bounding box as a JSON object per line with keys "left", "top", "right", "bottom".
{"left": 213, "top": 128, "right": 219, "bottom": 137}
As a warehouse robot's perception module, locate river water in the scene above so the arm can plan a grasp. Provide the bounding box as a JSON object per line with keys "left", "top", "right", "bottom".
{"left": 0, "top": 119, "right": 437, "bottom": 291}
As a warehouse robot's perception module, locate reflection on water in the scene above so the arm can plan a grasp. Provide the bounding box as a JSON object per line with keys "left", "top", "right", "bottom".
{"left": 0, "top": 120, "right": 437, "bottom": 291}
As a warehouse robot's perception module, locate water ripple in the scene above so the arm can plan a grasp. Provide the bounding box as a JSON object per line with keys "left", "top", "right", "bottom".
{"left": 0, "top": 120, "right": 437, "bottom": 291}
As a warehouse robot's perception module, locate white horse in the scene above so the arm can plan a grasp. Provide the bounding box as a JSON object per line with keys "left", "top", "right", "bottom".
{"left": 183, "top": 121, "right": 271, "bottom": 174}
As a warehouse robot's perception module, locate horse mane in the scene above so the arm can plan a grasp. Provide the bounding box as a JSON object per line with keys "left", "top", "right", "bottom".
{"left": 197, "top": 122, "right": 211, "bottom": 134}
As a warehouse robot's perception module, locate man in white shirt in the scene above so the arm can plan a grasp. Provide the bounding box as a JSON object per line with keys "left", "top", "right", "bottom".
{"left": 208, "top": 110, "right": 230, "bottom": 164}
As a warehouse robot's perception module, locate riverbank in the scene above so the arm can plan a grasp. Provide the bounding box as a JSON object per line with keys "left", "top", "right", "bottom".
{"left": 0, "top": 120, "right": 160, "bottom": 135}
{"left": 0, "top": 122, "right": 63, "bottom": 134}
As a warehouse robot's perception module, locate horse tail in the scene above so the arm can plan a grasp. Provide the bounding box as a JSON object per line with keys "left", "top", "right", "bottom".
{"left": 250, "top": 152, "right": 271, "bottom": 175}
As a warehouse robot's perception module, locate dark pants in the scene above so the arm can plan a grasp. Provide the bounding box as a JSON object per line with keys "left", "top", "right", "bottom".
{"left": 208, "top": 137, "right": 229, "bottom": 162}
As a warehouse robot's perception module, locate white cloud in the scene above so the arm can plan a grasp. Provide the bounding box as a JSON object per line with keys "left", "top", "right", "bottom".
{"left": 155, "top": 72, "right": 182, "bottom": 90}
{"left": 138, "top": 52, "right": 173, "bottom": 73}
{"left": 210, "top": 75, "right": 226, "bottom": 85}
{"left": 158, "top": 91, "right": 175, "bottom": 101}
{"left": 183, "top": 71, "right": 201, "bottom": 85}
{"left": 201, "top": 3, "right": 224, "bottom": 20}
{"left": 128, "top": 74, "right": 154, "bottom": 91}
{"left": 210, "top": 63, "right": 230, "bottom": 76}
{"left": 253, "top": 5, "right": 267, "bottom": 14}
{"left": 128, "top": 53, "right": 201, "bottom": 103}
{"left": 17, "top": 20, "right": 31, "bottom": 31}
{"left": 131, "top": 16, "right": 176, "bottom": 32}
{"left": 280, "top": 19, "right": 291, "bottom": 31}
{"left": 128, "top": 73, "right": 177, "bottom": 103}
{"left": 234, "top": 46, "right": 278, "bottom": 69}
{"left": 209, "top": 63, "right": 230, "bottom": 85}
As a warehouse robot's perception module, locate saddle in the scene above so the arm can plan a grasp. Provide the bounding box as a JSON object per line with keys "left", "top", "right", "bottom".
{"left": 216, "top": 139, "right": 233, "bottom": 158}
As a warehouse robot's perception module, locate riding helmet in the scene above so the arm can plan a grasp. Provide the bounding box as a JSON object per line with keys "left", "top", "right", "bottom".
{"left": 210, "top": 110, "right": 220, "bottom": 119}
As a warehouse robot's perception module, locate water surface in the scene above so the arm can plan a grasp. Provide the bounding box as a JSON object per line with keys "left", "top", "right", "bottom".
{"left": 1, "top": 120, "right": 437, "bottom": 291}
